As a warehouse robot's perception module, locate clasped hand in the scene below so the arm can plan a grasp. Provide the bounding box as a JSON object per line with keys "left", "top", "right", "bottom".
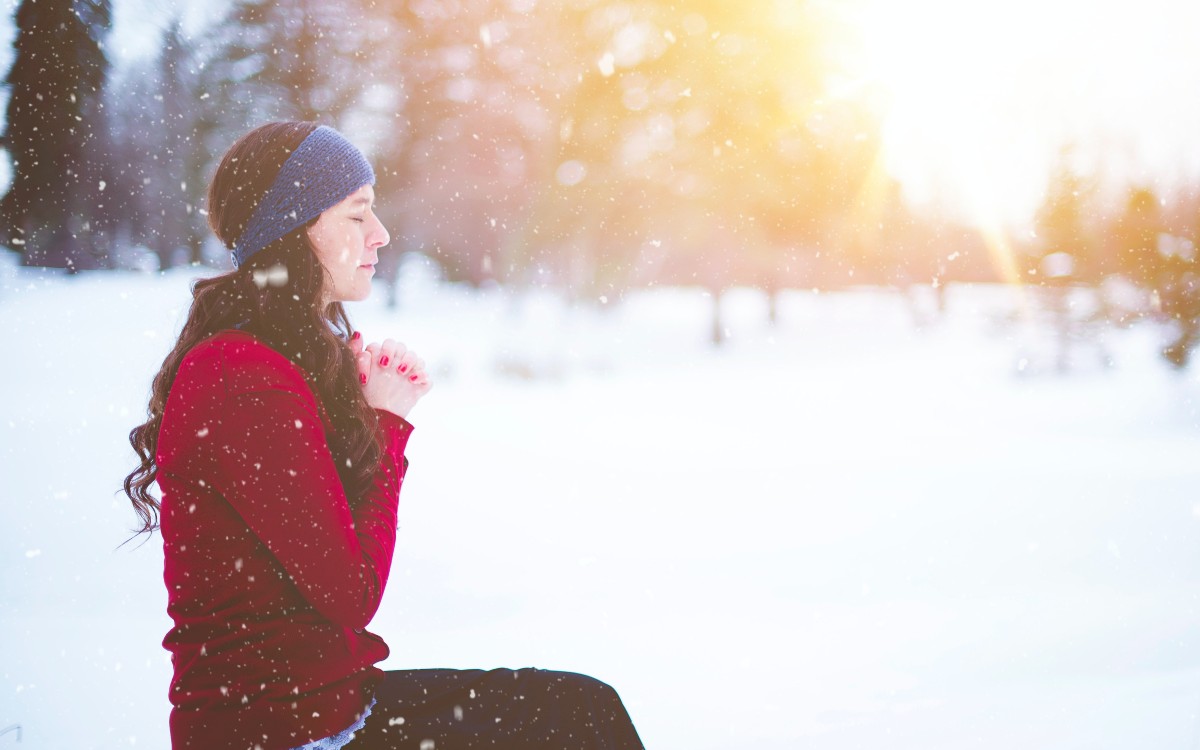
{"left": 350, "top": 334, "right": 432, "bottom": 420}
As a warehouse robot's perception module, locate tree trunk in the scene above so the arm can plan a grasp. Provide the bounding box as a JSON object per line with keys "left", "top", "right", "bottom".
{"left": 710, "top": 287, "right": 724, "bottom": 346}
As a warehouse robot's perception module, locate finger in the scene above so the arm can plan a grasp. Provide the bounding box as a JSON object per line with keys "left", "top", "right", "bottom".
{"left": 403, "top": 357, "right": 425, "bottom": 381}
{"left": 348, "top": 331, "right": 364, "bottom": 355}
{"left": 376, "top": 340, "right": 401, "bottom": 370}
{"left": 355, "top": 350, "right": 372, "bottom": 385}
{"left": 395, "top": 350, "right": 417, "bottom": 375}
{"left": 384, "top": 338, "right": 412, "bottom": 369}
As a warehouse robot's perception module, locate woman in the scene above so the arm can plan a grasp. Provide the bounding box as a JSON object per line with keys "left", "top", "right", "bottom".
{"left": 123, "top": 122, "right": 645, "bottom": 750}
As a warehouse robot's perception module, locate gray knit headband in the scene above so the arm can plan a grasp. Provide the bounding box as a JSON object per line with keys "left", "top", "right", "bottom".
{"left": 231, "top": 125, "right": 375, "bottom": 268}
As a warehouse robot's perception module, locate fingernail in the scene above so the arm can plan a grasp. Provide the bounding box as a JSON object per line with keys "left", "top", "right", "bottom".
{"left": 380, "top": 356, "right": 389, "bottom": 367}
{"left": 399, "top": 364, "right": 408, "bottom": 373}
{"left": 360, "top": 373, "right": 367, "bottom": 384}
{"left": 409, "top": 374, "right": 419, "bottom": 381}
{"left": 351, "top": 331, "right": 361, "bottom": 340}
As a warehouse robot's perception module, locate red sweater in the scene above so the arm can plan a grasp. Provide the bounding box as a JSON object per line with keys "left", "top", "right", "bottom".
{"left": 156, "top": 330, "right": 412, "bottom": 750}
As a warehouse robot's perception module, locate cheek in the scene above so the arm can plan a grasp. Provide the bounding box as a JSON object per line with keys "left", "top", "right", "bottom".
{"left": 315, "top": 229, "right": 356, "bottom": 267}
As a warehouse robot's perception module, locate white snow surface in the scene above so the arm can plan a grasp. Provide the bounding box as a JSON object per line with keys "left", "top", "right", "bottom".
{"left": 3, "top": 257, "right": 1200, "bottom": 749}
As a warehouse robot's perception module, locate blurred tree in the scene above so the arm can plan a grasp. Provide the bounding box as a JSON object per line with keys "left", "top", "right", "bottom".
{"left": 1030, "top": 150, "right": 1107, "bottom": 371}
{"left": 373, "top": 0, "right": 555, "bottom": 289}
{"left": 155, "top": 22, "right": 210, "bottom": 265}
{"left": 108, "top": 21, "right": 209, "bottom": 268}
{"left": 1033, "top": 151, "right": 1099, "bottom": 283}
{"left": 103, "top": 58, "right": 157, "bottom": 266}
{"left": 102, "top": 1, "right": 389, "bottom": 269}
{"left": 78, "top": 0, "right": 889, "bottom": 307}
{"left": 1111, "top": 185, "right": 1163, "bottom": 288}
{"left": 1149, "top": 185, "right": 1200, "bottom": 368}
{"left": 514, "top": 0, "right": 881, "bottom": 342}
{"left": 207, "top": 0, "right": 375, "bottom": 125}
{"left": 1158, "top": 250, "right": 1200, "bottom": 368}
{"left": 1, "top": 0, "right": 112, "bottom": 269}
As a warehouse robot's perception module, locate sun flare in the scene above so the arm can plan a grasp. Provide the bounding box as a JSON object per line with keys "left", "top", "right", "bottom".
{"left": 837, "top": 0, "right": 1200, "bottom": 231}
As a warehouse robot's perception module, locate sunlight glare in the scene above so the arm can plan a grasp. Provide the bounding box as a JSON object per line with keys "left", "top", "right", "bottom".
{"left": 840, "top": 0, "right": 1200, "bottom": 228}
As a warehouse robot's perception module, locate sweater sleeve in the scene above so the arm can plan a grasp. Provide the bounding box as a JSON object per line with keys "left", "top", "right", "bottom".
{"left": 210, "top": 383, "right": 413, "bottom": 631}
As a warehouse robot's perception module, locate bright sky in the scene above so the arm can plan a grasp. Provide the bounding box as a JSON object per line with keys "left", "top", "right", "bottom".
{"left": 837, "top": 0, "right": 1200, "bottom": 229}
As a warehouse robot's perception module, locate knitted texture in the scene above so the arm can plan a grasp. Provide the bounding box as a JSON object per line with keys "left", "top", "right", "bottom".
{"left": 232, "top": 126, "right": 375, "bottom": 268}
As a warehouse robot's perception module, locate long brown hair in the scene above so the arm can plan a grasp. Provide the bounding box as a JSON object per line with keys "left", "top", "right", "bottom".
{"left": 122, "top": 121, "right": 382, "bottom": 534}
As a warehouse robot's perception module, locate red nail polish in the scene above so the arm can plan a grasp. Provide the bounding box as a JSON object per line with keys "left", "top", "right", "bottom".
{"left": 360, "top": 373, "right": 367, "bottom": 384}
{"left": 351, "top": 331, "right": 361, "bottom": 340}
{"left": 380, "top": 356, "right": 389, "bottom": 367}
{"left": 399, "top": 364, "right": 408, "bottom": 373}
{"left": 410, "top": 374, "right": 418, "bottom": 381}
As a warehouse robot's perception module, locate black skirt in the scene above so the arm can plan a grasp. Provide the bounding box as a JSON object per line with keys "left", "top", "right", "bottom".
{"left": 348, "top": 668, "right": 645, "bottom": 750}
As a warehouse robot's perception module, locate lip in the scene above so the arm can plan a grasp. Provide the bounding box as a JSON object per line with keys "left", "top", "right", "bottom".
{"left": 358, "top": 264, "right": 376, "bottom": 273}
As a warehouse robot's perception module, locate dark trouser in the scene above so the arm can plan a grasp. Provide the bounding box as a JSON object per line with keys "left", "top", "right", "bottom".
{"left": 348, "top": 668, "right": 645, "bottom": 750}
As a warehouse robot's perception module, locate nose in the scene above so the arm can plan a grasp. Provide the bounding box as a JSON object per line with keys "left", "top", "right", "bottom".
{"left": 368, "top": 211, "right": 390, "bottom": 250}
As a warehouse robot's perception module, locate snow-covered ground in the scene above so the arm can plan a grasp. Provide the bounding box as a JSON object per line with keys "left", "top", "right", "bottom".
{"left": 3, "top": 256, "right": 1200, "bottom": 749}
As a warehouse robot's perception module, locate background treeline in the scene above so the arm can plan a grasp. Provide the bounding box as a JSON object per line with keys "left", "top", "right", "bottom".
{"left": 2, "top": 0, "right": 1199, "bottom": 359}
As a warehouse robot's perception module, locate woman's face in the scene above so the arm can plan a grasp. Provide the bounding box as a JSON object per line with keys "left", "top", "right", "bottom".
{"left": 306, "top": 184, "right": 390, "bottom": 303}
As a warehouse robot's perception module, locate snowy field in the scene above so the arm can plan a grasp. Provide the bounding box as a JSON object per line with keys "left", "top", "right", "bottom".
{"left": 3, "top": 254, "right": 1200, "bottom": 750}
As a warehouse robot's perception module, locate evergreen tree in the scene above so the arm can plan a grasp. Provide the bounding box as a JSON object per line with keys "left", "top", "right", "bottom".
{"left": 1, "top": 0, "right": 112, "bottom": 269}
{"left": 151, "top": 21, "right": 209, "bottom": 266}
{"left": 199, "top": 0, "right": 377, "bottom": 128}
